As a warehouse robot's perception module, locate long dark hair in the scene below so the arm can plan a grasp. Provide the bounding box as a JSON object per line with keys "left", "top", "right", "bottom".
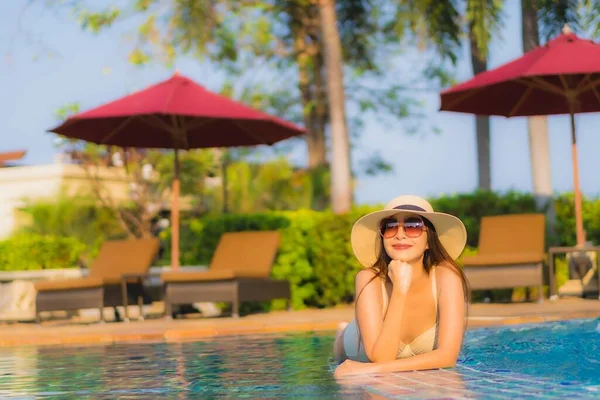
{"left": 355, "top": 217, "right": 471, "bottom": 313}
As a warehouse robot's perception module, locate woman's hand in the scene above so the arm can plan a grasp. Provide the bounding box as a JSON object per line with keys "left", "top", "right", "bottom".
{"left": 334, "top": 359, "right": 379, "bottom": 378}
{"left": 388, "top": 260, "right": 412, "bottom": 294}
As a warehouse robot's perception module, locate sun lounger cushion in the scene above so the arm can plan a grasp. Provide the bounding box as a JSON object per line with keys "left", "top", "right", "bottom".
{"left": 35, "top": 277, "right": 103, "bottom": 292}
{"left": 462, "top": 252, "right": 545, "bottom": 266}
{"left": 161, "top": 269, "right": 268, "bottom": 283}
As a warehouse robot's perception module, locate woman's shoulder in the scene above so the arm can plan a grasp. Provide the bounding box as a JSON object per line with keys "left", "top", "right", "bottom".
{"left": 355, "top": 268, "right": 382, "bottom": 288}
{"left": 434, "top": 262, "right": 463, "bottom": 286}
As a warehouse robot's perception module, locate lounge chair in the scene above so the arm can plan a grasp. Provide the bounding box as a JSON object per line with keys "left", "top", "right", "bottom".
{"left": 161, "top": 231, "right": 291, "bottom": 318}
{"left": 461, "top": 214, "right": 546, "bottom": 303}
{"left": 34, "top": 238, "right": 160, "bottom": 322}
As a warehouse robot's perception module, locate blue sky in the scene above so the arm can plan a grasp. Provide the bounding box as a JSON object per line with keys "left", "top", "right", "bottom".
{"left": 1, "top": 1, "right": 600, "bottom": 205}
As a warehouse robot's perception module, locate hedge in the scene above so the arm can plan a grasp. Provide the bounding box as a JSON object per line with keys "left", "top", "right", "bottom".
{"left": 0, "top": 234, "right": 86, "bottom": 271}
{"left": 3, "top": 190, "right": 598, "bottom": 309}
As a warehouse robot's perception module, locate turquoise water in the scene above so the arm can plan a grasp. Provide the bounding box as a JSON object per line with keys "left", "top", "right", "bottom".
{"left": 0, "top": 318, "right": 599, "bottom": 399}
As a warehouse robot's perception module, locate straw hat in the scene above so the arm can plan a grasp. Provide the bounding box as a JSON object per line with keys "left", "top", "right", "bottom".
{"left": 351, "top": 195, "right": 467, "bottom": 267}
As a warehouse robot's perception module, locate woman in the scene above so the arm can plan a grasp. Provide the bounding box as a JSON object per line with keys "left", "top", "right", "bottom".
{"left": 333, "top": 195, "right": 470, "bottom": 378}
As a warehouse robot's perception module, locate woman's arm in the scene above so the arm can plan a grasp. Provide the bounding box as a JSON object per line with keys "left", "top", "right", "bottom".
{"left": 354, "top": 268, "right": 408, "bottom": 363}
{"left": 337, "top": 264, "right": 465, "bottom": 377}
{"left": 372, "top": 265, "right": 466, "bottom": 372}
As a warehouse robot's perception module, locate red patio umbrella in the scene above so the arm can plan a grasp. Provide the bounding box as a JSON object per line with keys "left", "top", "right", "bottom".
{"left": 440, "top": 25, "right": 600, "bottom": 247}
{"left": 49, "top": 72, "right": 305, "bottom": 269}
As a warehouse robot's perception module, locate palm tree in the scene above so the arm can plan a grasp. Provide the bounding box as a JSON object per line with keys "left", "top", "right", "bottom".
{"left": 467, "top": 1, "right": 504, "bottom": 190}
{"left": 521, "top": 0, "right": 553, "bottom": 211}
{"left": 318, "top": 0, "right": 353, "bottom": 213}
{"left": 395, "top": 1, "right": 502, "bottom": 190}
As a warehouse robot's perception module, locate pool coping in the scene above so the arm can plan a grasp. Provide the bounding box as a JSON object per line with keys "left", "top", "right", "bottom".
{"left": 1, "top": 298, "right": 599, "bottom": 348}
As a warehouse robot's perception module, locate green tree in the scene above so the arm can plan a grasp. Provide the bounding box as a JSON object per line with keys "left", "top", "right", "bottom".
{"left": 47, "top": 0, "right": 452, "bottom": 212}
{"left": 389, "top": 0, "right": 503, "bottom": 191}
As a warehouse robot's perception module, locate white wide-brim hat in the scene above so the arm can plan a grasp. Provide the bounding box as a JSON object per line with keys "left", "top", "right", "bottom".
{"left": 351, "top": 194, "right": 467, "bottom": 267}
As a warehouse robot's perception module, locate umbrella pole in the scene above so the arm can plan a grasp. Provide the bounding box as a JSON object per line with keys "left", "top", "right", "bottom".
{"left": 171, "top": 149, "right": 181, "bottom": 270}
{"left": 570, "top": 112, "right": 585, "bottom": 247}
{"left": 222, "top": 149, "right": 228, "bottom": 213}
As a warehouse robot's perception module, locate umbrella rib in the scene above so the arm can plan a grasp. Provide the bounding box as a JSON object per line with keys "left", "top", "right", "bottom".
{"left": 443, "top": 87, "right": 483, "bottom": 110}
{"left": 141, "top": 114, "right": 177, "bottom": 134}
{"left": 184, "top": 118, "right": 213, "bottom": 131}
{"left": 590, "top": 83, "right": 600, "bottom": 105}
{"left": 232, "top": 120, "right": 271, "bottom": 145}
{"left": 559, "top": 75, "right": 571, "bottom": 91}
{"left": 100, "top": 116, "right": 135, "bottom": 145}
{"left": 509, "top": 85, "right": 534, "bottom": 117}
{"left": 559, "top": 75, "right": 579, "bottom": 112}
{"left": 528, "top": 77, "right": 566, "bottom": 96}
{"left": 576, "top": 76, "right": 600, "bottom": 95}
{"left": 172, "top": 115, "right": 189, "bottom": 150}
{"left": 575, "top": 74, "right": 590, "bottom": 92}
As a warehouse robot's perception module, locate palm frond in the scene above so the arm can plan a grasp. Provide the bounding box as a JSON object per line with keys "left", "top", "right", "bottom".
{"left": 538, "top": 0, "right": 581, "bottom": 42}
{"left": 466, "top": 0, "right": 505, "bottom": 60}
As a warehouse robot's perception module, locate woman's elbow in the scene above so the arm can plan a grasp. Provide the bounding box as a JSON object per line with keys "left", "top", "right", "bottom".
{"left": 438, "top": 351, "right": 459, "bottom": 368}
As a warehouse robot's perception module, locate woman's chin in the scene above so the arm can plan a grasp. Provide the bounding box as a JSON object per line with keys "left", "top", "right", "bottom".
{"left": 389, "top": 250, "right": 422, "bottom": 263}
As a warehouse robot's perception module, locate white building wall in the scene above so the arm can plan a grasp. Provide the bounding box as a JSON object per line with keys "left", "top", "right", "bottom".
{"left": 0, "top": 163, "right": 131, "bottom": 239}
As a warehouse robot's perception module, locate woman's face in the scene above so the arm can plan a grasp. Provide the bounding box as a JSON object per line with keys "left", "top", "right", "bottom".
{"left": 381, "top": 214, "right": 429, "bottom": 263}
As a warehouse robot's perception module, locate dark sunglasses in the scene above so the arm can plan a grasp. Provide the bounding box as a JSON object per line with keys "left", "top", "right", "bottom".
{"left": 379, "top": 217, "right": 426, "bottom": 239}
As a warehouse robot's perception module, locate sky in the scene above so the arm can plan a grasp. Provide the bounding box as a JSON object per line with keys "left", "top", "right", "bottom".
{"left": 1, "top": 1, "right": 600, "bottom": 205}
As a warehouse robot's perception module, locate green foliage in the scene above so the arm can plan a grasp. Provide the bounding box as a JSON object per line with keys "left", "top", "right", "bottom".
{"left": 466, "top": 0, "right": 505, "bottom": 60}
{"left": 223, "top": 158, "right": 314, "bottom": 213}
{"left": 538, "top": 0, "right": 581, "bottom": 42}
{"left": 76, "top": 7, "right": 120, "bottom": 33}
{"left": 18, "top": 195, "right": 126, "bottom": 261}
{"left": 53, "top": 102, "right": 80, "bottom": 121}
{"left": 308, "top": 209, "right": 366, "bottom": 307}
{"left": 52, "top": 0, "right": 454, "bottom": 179}
{"left": 581, "top": 0, "right": 600, "bottom": 39}
{"left": 148, "top": 149, "right": 219, "bottom": 198}
{"left": 386, "top": 0, "right": 462, "bottom": 64}
{"left": 0, "top": 234, "right": 86, "bottom": 271}
{"left": 8, "top": 189, "right": 600, "bottom": 309}
{"left": 553, "top": 192, "right": 600, "bottom": 246}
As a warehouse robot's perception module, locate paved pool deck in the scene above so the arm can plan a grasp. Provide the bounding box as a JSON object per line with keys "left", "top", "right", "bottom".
{"left": 1, "top": 298, "right": 599, "bottom": 347}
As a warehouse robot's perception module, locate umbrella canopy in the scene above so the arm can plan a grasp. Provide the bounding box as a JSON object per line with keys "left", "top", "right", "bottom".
{"left": 440, "top": 25, "right": 600, "bottom": 246}
{"left": 50, "top": 73, "right": 304, "bottom": 149}
{"left": 49, "top": 72, "right": 305, "bottom": 268}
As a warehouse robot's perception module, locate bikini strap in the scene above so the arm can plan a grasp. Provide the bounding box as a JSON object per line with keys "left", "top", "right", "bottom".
{"left": 380, "top": 278, "right": 388, "bottom": 315}
{"left": 431, "top": 266, "right": 438, "bottom": 314}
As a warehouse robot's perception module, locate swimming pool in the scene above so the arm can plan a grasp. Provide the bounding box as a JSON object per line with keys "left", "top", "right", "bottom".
{"left": 0, "top": 318, "right": 598, "bottom": 399}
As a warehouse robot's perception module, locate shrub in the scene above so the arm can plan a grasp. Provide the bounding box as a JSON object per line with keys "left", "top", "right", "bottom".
{"left": 8, "top": 190, "right": 600, "bottom": 308}
{"left": 18, "top": 196, "right": 126, "bottom": 261}
{"left": 0, "top": 234, "right": 86, "bottom": 271}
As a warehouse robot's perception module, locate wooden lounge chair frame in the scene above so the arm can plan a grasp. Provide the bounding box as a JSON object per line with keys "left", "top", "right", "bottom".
{"left": 161, "top": 231, "right": 291, "bottom": 318}
{"left": 35, "top": 238, "right": 160, "bottom": 323}
{"left": 461, "top": 214, "right": 546, "bottom": 303}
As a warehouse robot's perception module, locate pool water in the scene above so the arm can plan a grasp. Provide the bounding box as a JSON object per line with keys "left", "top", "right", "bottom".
{"left": 0, "top": 318, "right": 599, "bottom": 399}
